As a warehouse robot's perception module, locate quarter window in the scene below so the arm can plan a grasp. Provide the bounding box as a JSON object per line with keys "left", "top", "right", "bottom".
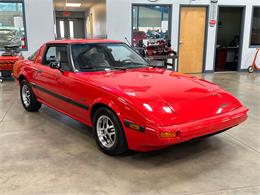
{"left": 44, "top": 46, "right": 72, "bottom": 71}
{"left": 28, "top": 49, "right": 39, "bottom": 61}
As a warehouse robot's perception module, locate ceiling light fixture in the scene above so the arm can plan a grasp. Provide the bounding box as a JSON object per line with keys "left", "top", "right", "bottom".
{"left": 65, "top": 3, "right": 81, "bottom": 7}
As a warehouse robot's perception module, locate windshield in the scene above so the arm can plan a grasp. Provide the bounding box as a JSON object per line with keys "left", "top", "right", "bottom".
{"left": 28, "top": 49, "right": 39, "bottom": 61}
{"left": 71, "top": 43, "right": 148, "bottom": 71}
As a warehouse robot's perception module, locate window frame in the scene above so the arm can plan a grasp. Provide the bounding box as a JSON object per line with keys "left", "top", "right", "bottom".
{"left": 131, "top": 3, "right": 173, "bottom": 46}
{"left": 42, "top": 44, "right": 74, "bottom": 72}
{"left": 249, "top": 6, "right": 260, "bottom": 48}
{"left": 0, "top": 0, "right": 28, "bottom": 51}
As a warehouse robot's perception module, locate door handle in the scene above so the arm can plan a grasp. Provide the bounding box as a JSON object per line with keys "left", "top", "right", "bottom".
{"left": 179, "top": 41, "right": 183, "bottom": 45}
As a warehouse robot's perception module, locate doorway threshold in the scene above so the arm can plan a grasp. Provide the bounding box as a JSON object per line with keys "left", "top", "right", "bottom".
{"left": 215, "top": 71, "right": 238, "bottom": 74}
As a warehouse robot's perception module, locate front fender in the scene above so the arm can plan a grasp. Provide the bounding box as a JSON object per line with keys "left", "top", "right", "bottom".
{"left": 90, "top": 95, "right": 153, "bottom": 126}
{"left": 90, "top": 97, "right": 123, "bottom": 122}
{"left": 89, "top": 96, "right": 159, "bottom": 150}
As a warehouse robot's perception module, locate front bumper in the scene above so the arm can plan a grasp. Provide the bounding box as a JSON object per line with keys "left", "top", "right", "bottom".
{"left": 125, "top": 106, "right": 248, "bottom": 151}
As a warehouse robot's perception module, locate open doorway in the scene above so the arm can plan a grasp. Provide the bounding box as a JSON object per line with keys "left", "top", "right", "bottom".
{"left": 53, "top": 0, "right": 107, "bottom": 40}
{"left": 215, "top": 7, "right": 244, "bottom": 72}
{"left": 56, "top": 12, "right": 85, "bottom": 39}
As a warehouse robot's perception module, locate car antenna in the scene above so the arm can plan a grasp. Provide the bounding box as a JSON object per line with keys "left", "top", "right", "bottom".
{"left": 125, "top": 37, "right": 132, "bottom": 47}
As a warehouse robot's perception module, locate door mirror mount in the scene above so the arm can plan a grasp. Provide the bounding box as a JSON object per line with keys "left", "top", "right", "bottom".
{"left": 49, "top": 61, "right": 63, "bottom": 72}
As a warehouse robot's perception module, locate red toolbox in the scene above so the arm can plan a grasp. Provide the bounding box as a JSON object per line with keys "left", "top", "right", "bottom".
{"left": 0, "top": 55, "right": 23, "bottom": 82}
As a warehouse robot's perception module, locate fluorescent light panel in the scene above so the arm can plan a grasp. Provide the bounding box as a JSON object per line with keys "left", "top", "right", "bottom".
{"left": 65, "top": 3, "right": 81, "bottom": 7}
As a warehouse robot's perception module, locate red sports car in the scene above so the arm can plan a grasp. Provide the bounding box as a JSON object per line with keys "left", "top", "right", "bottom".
{"left": 13, "top": 39, "right": 248, "bottom": 155}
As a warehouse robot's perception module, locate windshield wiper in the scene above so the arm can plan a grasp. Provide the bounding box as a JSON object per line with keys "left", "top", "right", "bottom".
{"left": 112, "top": 67, "right": 128, "bottom": 71}
{"left": 121, "top": 61, "right": 147, "bottom": 66}
{"left": 149, "top": 64, "right": 165, "bottom": 68}
{"left": 80, "top": 67, "right": 95, "bottom": 70}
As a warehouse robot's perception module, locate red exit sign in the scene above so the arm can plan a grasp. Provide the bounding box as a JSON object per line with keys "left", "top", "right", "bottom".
{"left": 63, "top": 11, "right": 71, "bottom": 17}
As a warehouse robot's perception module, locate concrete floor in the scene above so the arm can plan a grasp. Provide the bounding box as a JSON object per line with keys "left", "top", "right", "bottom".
{"left": 0, "top": 72, "right": 260, "bottom": 195}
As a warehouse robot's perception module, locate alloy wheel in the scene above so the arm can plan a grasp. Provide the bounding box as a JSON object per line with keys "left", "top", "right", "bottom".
{"left": 96, "top": 115, "right": 116, "bottom": 149}
{"left": 22, "top": 84, "right": 31, "bottom": 107}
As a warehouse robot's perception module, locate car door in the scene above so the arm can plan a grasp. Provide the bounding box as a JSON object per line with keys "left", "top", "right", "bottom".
{"left": 32, "top": 44, "right": 88, "bottom": 120}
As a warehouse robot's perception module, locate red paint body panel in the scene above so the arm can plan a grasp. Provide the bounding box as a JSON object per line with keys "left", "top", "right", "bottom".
{"left": 13, "top": 39, "right": 248, "bottom": 152}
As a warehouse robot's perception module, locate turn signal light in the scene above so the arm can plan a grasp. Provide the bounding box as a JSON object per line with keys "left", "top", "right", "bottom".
{"left": 124, "top": 120, "right": 145, "bottom": 132}
{"left": 129, "top": 123, "right": 141, "bottom": 131}
{"left": 160, "top": 131, "right": 179, "bottom": 138}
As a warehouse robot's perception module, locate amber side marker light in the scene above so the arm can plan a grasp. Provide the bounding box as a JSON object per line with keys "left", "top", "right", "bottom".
{"left": 160, "top": 131, "right": 181, "bottom": 138}
{"left": 124, "top": 120, "right": 145, "bottom": 132}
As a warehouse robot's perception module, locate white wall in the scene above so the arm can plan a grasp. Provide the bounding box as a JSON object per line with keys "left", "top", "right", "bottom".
{"left": 107, "top": 0, "right": 260, "bottom": 71}
{"left": 0, "top": 0, "right": 55, "bottom": 57}
{"left": 87, "top": 2, "right": 107, "bottom": 38}
{"left": 23, "top": 0, "right": 55, "bottom": 57}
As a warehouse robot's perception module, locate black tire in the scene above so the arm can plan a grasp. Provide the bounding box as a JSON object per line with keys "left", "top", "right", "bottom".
{"left": 93, "top": 107, "right": 128, "bottom": 155}
{"left": 248, "top": 66, "right": 255, "bottom": 73}
{"left": 20, "top": 80, "right": 41, "bottom": 112}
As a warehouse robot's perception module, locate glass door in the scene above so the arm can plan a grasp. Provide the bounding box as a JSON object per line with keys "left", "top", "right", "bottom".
{"left": 56, "top": 17, "right": 85, "bottom": 39}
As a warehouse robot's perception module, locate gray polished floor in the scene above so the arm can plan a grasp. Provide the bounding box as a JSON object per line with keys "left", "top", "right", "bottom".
{"left": 0, "top": 72, "right": 260, "bottom": 195}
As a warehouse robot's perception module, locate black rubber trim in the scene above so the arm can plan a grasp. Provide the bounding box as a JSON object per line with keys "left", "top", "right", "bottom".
{"left": 124, "top": 120, "right": 145, "bottom": 132}
{"left": 31, "top": 83, "right": 89, "bottom": 110}
{"left": 190, "top": 127, "right": 233, "bottom": 141}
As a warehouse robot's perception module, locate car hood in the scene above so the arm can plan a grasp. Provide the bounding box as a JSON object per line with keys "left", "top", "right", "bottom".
{"left": 78, "top": 68, "right": 242, "bottom": 126}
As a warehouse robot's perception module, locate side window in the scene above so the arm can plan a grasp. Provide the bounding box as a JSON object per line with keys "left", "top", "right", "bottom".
{"left": 45, "top": 47, "right": 56, "bottom": 64}
{"left": 43, "top": 45, "right": 72, "bottom": 71}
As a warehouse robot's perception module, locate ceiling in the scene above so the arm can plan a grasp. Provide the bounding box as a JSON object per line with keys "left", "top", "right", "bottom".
{"left": 53, "top": 0, "right": 105, "bottom": 11}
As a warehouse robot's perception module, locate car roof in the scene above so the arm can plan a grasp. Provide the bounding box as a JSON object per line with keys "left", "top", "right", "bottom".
{"left": 47, "top": 39, "right": 123, "bottom": 45}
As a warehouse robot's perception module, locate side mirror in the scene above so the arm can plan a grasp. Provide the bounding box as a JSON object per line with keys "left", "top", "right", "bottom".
{"left": 49, "top": 61, "right": 61, "bottom": 70}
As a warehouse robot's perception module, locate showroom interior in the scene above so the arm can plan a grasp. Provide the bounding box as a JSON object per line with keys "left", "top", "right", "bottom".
{"left": 0, "top": 0, "right": 260, "bottom": 194}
